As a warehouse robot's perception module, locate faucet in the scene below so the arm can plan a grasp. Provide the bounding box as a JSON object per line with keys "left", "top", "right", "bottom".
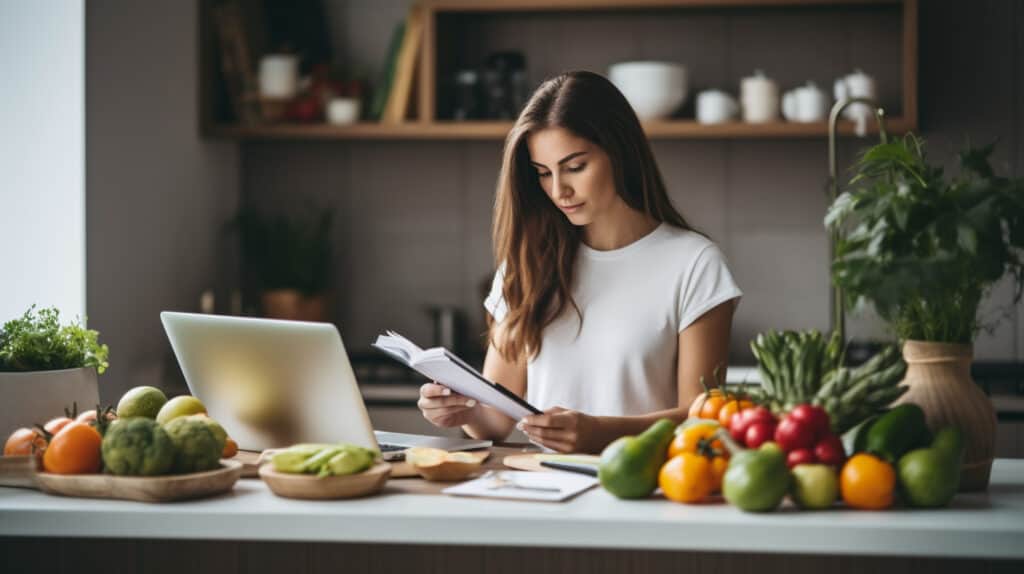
{"left": 826, "top": 98, "right": 889, "bottom": 347}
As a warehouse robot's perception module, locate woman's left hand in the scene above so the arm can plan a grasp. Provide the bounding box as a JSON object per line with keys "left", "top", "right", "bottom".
{"left": 518, "top": 407, "right": 601, "bottom": 454}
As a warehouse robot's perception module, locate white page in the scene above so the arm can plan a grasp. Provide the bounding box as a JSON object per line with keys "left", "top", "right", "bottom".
{"left": 443, "top": 471, "right": 598, "bottom": 502}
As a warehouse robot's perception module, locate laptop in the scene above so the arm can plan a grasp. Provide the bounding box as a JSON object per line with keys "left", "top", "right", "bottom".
{"left": 160, "top": 312, "right": 491, "bottom": 460}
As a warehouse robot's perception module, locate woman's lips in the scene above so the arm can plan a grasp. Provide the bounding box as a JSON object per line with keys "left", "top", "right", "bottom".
{"left": 559, "top": 202, "right": 585, "bottom": 214}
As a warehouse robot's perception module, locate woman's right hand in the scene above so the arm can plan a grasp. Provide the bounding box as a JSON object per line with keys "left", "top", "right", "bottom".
{"left": 418, "top": 383, "right": 479, "bottom": 428}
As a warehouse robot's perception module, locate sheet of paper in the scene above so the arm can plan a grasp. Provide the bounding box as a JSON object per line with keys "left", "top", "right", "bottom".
{"left": 442, "top": 471, "right": 598, "bottom": 502}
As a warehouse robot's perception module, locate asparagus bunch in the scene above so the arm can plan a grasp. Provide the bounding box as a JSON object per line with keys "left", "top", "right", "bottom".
{"left": 746, "top": 330, "right": 907, "bottom": 434}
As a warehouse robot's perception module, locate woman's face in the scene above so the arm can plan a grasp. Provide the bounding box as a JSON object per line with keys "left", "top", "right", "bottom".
{"left": 526, "top": 127, "right": 621, "bottom": 227}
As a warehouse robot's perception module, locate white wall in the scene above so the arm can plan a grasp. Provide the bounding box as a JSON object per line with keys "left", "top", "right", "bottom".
{"left": 0, "top": 2, "right": 85, "bottom": 323}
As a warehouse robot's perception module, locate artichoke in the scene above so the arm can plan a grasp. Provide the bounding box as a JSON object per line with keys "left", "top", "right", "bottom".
{"left": 163, "top": 415, "right": 225, "bottom": 473}
{"left": 100, "top": 417, "right": 175, "bottom": 476}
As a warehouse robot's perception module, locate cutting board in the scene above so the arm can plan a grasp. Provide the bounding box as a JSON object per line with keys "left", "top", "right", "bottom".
{"left": 390, "top": 449, "right": 491, "bottom": 478}
{"left": 502, "top": 453, "right": 600, "bottom": 473}
{"left": 33, "top": 460, "right": 243, "bottom": 503}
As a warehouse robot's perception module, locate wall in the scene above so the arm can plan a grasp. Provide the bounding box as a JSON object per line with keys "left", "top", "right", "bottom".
{"left": 0, "top": 2, "right": 85, "bottom": 323}
{"left": 242, "top": 0, "right": 1022, "bottom": 362}
{"left": 86, "top": 0, "right": 240, "bottom": 402}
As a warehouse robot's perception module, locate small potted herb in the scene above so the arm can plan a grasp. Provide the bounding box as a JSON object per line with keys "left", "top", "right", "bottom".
{"left": 232, "top": 205, "right": 334, "bottom": 321}
{"left": 0, "top": 306, "right": 110, "bottom": 432}
{"left": 825, "top": 134, "right": 1024, "bottom": 491}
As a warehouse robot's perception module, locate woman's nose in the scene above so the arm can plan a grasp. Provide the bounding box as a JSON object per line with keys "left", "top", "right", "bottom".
{"left": 552, "top": 173, "right": 572, "bottom": 199}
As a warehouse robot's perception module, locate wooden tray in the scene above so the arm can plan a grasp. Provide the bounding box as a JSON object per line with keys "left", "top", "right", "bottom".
{"left": 259, "top": 462, "right": 391, "bottom": 500}
{"left": 34, "top": 460, "right": 243, "bottom": 503}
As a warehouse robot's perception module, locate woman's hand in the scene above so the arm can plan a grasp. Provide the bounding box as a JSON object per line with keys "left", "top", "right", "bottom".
{"left": 518, "top": 407, "right": 601, "bottom": 453}
{"left": 417, "top": 383, "right": 478, "bottom": 428}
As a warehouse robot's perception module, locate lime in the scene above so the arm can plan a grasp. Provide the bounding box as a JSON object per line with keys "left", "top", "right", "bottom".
{"left": 155, "top": 395, "right": 207, "bottom": 424}
{"left": 116, "top": 386, "right": 168, "bottom": 419}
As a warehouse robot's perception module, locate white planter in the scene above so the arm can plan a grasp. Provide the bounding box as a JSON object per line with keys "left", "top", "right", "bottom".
{"left": 0, "top": 368, "right": 100, "bottom": 432}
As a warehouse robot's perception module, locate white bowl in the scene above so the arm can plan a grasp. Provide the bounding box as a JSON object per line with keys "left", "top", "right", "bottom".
{"left": 608, "top": 61, "right": 688, "bottom": 120}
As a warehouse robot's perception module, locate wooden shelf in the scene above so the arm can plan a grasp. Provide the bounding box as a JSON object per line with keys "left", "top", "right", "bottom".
{"left": 209, "top": 117, "right": 914, "bottom": 141}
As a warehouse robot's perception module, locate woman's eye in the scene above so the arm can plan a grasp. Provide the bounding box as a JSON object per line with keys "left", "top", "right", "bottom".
{"left": 537, "top": 171, "right": 552, "bottom": 179}
{"left": 567, "top": 163, "right": 586, "bottom": 173}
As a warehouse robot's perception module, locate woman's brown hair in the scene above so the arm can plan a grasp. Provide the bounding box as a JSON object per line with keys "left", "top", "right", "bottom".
{"left": 491, "top": 70, "right": 694, "bottom": 360}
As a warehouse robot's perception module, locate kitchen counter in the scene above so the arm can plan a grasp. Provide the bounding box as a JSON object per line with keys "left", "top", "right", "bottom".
{"left": 2, "top": 456, "right": 1023, "bottom": 563}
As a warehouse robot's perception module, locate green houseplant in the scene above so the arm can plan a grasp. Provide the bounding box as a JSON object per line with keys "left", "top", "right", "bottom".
{"left": 825, "top": 135, "right": 1024, "bottom": 491}
{"left": 0, "top": 306, "right": 109, "bottom": 433}
{"left": 233, "top": 206, "right": 334, "bottom": 321}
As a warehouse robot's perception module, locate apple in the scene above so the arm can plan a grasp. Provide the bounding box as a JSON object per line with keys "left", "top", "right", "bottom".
{"left": 155, "top": 395, "right": 207, "bottom": 424}
{"left": 790, "top": 463, "right": 839, "bottom": 509}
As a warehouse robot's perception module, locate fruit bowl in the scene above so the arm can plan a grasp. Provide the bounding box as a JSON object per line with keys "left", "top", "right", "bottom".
{"left": 608, "top": 61, "right": 688, "bottom": 120}
{"left": 33, "top": 460, "right": 243, "bottom": 502}
{"left": 259, "top": 462, "right": 391, "bottom": 500}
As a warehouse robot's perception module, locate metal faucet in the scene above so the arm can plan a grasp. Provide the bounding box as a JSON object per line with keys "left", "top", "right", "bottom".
{"left": 826, "top": 98, "right": 889, "bottom": 347}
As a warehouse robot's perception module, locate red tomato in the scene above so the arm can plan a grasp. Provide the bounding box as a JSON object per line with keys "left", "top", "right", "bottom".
{"left": 43, "top": 416, "right": 74, "bottom": 435}
{"left": 775, "top": 416, "right": 816, "bottom": 452}
{"left": 4, "top": 428, "right": 47, "bottom": 456}
{"left": 787, "top": 448, "right": 817, "bottom": 468}
{"left": 789, "top": 404, "right": 830, "bottom": 440}
{"left": 730, "top": 406, "right": 776, "bottom": 444}
{"left": 745, "top": 421, "right": 777, "bottom": 448}
{"left": 42, "top": 422, "right": 102, "bottom": 474}
{"left": 814, "top": 434, "right": 847, "bottom": 467}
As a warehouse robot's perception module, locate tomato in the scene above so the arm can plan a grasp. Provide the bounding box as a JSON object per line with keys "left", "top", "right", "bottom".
{"left": 222, "top": 437, "right": 239, "bottom": 459}
{"left": 789, "top": 404, "right": 831, "bottom": 439}
{"left": 744, "top": 421, "right": 777, "bottom": 449}
{"left": 814, "top": 434, "right": 847, "bottom": 467}
{"left": 659, "top": 453, "right": 717, "bottom": 503}
{"left": 4, "top": 428, "right": 47, "bottom": 457}
{"left": 698, "top": 395, "right": 728, "bottom": 420}
{"left": 42, "top": 421, "right": 102, "bottom": 474}
{"left": 774, "top": 416, "right": 817, "bottom": 452}
{"left": 43, "top": 416, "right": 74, "bottom": 435}
{"left": 786, "top": 447, "right": 817, "bottom": 468}
{"left": 840, "top": 453, "right": 895, "bottom": 510}
{"left": 717, "top": 399, "right": 755, "bottom": 428}
{"left": 669, "top": 423, "right": 723, "bottom": 459}
{"left": 730, "top": 406, "right": 776, "bottom": 444}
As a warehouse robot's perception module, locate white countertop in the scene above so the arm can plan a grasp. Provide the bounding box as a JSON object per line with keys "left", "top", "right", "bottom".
{"left": 2, "top": 459, "right": 1022, "bottom": 559}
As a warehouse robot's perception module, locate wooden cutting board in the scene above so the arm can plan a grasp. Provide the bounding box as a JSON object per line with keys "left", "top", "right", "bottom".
{"left": 33, "top": 460, "right": 243, "bottom": 503}
{"left": 502, "top": 453, "right": 600, "bottom": 473}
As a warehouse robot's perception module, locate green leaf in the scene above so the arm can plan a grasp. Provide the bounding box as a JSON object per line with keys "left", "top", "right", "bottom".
{"left": 957, "top": 224, "right": 978, "bottom": 255}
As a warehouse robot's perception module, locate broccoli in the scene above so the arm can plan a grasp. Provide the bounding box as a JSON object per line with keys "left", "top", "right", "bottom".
{"left": 100, "top": 418, "right": 175, "bottom": 476}
{"left": 163, "top": 416, "right": 225, "bottom": 473}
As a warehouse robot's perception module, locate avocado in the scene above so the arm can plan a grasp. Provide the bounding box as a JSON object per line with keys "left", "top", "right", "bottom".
{"left": 864, "top": 403, "right": 930, "bottom": 462}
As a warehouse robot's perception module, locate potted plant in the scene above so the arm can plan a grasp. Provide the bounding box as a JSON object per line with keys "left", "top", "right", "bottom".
{"left": 826, "top": 135, "right": 1024, "bottom": 491}
{"left": 233, "top": 205, "right": 334, "bottom": 322}
{"left": 0, "top": 306, "right": 110, "bottom": 433}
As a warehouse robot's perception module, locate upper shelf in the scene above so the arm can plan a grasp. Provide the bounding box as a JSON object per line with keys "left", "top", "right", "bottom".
{"left": 210, "top": 117, "right": 913, "bottom": 141}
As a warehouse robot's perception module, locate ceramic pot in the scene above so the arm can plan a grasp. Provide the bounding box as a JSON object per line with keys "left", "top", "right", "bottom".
{"left": 896, "top": 340, "right": 996, "bottom": 491}
{"left": 260, "top": 289, "right": 329, "bottom": 322}
{"left": 0, "top": 368, "right": 100, "bottom": 432}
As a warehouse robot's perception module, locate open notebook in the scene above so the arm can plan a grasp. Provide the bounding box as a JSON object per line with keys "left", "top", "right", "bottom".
{"left": 373, "top": 331, "right": 541, "bottom": 420}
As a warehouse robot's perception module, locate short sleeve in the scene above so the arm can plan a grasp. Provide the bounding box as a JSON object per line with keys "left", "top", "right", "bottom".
{"left": 677, "top": 244, "right": 743, "bottom": 333}
{"left": 483, "top": 265, "right": 508, "bottom": 323}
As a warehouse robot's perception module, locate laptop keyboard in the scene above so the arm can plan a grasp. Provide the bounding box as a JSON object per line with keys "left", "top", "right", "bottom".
{"left": 378, "top": 443, "right": 406, "bottom": 453}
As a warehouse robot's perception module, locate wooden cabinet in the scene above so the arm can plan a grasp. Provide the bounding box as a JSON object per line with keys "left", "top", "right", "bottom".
{"left": 203, "top": 0, "right": 918, "bottom": 140}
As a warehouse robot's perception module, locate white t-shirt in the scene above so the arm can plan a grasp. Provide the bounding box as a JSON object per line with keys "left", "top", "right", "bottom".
{"left": 484, "top": 223, "right": 742, "bottom": 417}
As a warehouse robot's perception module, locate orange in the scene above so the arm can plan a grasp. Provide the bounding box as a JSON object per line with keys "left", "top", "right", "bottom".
{"left": 659, "top": 453, "right": 715, "bottom": 503}
{"left": 840, "top": 453, "right": 895, "bottom": 510}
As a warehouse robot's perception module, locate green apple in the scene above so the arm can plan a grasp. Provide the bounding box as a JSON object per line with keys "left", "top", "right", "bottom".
{"left": 790, "top": 463, "right": 839, "bottom": 510}
{"left": 117, "top": 386, "right": 168, "bottom": 419}
{"left": 155, "top": 395, "right": 207, "bottom": 424}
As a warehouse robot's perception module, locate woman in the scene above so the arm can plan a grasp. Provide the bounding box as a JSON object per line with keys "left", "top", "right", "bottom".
{"left": 417, "top": 71, "right": 742, "bottom": 454}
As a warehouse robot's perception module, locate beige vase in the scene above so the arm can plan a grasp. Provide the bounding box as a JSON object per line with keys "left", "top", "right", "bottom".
{"left": 260, "top": 289, "right": 329, "bottom": 322}
{"left": 896, "top": 340, "right": 996, "bottom": 492}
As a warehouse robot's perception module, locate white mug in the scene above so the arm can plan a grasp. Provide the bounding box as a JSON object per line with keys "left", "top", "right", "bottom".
{"left": 327, "top": 98, "right": 361, "bottom": 125}
{"left": 696, "top": 90, "right": 739, "bottom": 124}
{"left": 782, "top": 82, "right": 827, "bottom": 123}
{"left": 740, "top": 70, "right": 779, "bottom": 123}
{"left": 834, "top": 69, "right": 877, "bottom": 121}
{"left": 259, "top": 54, "right": 299, "bottom": 99}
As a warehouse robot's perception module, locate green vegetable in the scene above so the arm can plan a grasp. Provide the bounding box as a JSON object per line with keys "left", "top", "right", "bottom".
{"left": 598, "top": 419, "right": 675, "bottom": 499}
{"left": 897, "top": 427, "right": 964, "bottom": 508}
{"left": 721, "top": 440, "right": 790, "bottom": 512}
{"left": 271, "top": 443, "right": 378, "bottom": 477}
{"left": 0, "top": 305, "right": 109, "bottom": 374}
{"left": 864, "top": 403, "right": 930, "bottom": 462}
{"left": 163, "top": 416, "right": 225, "bottom": 473}
{"left": 100, "top": 417, "right": 175, "bottom": 476}
{"left": 826, "top": 135, "right": 1024, "bottom": 344}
